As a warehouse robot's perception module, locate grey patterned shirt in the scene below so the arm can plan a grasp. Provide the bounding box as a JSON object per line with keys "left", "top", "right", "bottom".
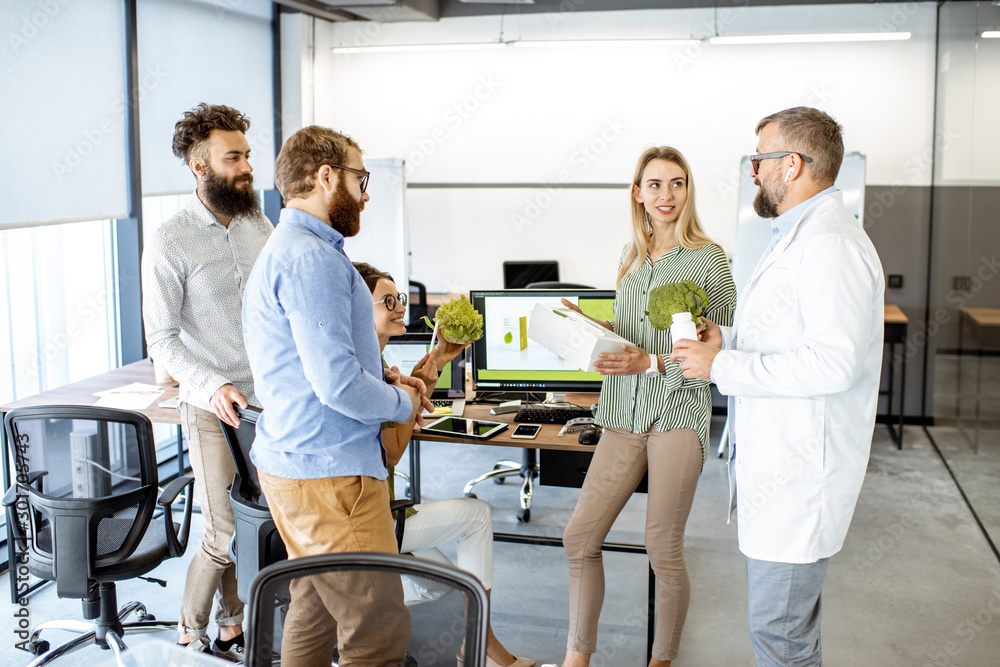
{"left": 141, "top": 193, "right": 273, "bottom": 412}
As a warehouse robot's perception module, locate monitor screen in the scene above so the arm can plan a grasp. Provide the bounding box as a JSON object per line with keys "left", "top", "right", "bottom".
{"left": 469, "top": 289, "right": 617, "bottom": 395}
{"left": 502, "top": 260, "right": 559, "bottom": 289}
{"left": 382, "top": 336, "right": 464, "bottom": 398}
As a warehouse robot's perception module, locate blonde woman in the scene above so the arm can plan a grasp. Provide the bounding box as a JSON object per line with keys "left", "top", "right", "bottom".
{"left": 553, "top": 147, "right": 736, "bottom": 667}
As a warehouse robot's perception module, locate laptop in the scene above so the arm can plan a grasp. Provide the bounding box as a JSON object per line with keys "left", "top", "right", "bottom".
{"left": 382, "top": 337, "right": 466, "bottom": 417}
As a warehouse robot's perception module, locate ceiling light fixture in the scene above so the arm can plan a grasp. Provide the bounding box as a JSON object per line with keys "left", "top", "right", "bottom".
{"left": 511, "top": 38, "right": 702, "bottom": 48}
{"left": 709, "top": 32, "right": 911, "bottom": 45}
{"left": 332, "top": 42, "right": 506, "bottom": 54}
{"left": 982, "top": 31, "right": 1000, "bottom": 38}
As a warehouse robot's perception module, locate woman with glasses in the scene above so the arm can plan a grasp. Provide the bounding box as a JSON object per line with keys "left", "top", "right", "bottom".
{"left": 353, "top": 261, "right": 535, "bottom": 667}
{"left": 552, "top": 147, "right": 736, "bottom": 667}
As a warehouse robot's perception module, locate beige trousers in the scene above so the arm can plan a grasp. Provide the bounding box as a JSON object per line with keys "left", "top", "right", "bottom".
{"left": 258, "top": 471, "right": 410, "bottom": 667}
{"left": 563, "top": 426, "right": 703, "bottom": 662}
{"left": 177, "top": 403, "right": 243, "bottom": 636}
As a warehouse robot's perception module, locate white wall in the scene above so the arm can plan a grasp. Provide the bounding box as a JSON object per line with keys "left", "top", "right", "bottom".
{"left": 309, "top": 3, "right": 938, "bottom": 291}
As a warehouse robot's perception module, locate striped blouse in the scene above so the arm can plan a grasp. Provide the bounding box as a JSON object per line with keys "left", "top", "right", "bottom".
{"left": 594, "top": 242, "right": 736, "bottom": 464}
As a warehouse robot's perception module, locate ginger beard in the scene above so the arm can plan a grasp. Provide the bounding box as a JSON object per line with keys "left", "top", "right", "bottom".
{"left": 327, "top": 173, "right": 362, "bottom": 238}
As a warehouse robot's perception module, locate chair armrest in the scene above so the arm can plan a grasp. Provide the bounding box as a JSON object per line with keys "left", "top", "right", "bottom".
{"left": 2, "top": 471, "right": 46, "bottom": 507}
{"left": 390, "top": 499, "right": 414, "bottom": 550}
{"left": 159, "top": 475, "right": 195, "bottom": 559}
{"left": 3, "top": 471, "right": 48, "bottom": 551}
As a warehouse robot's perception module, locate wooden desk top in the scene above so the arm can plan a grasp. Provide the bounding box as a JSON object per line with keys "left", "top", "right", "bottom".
{"left": 414, "top": 394, "right": 600, "bottom": 453}
{"left": 884, "top": 304, "right": 908, "bottom": 325}
{"left": 0, "top": 359, "right": 181, "bottom": 425}
{"left": 961, "top": 307, "right": 1000, "bottom": 328}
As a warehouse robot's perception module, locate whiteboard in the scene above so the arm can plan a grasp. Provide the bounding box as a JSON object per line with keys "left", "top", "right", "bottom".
{"left": 344, "top": 158, "right": 411, "bottom": 323}
{"left": 733, "top": 152, "right": 866, "bottom": 294}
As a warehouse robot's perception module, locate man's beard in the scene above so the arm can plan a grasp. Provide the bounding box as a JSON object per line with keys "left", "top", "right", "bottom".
{"left": 327, "top": 175, "right": 362, "bottom": 238}
{"left": 753, "top": 170, "right": 786, "bottom": 219}
{"left": 202, "top": 165, "right": 260, "bottom": 218}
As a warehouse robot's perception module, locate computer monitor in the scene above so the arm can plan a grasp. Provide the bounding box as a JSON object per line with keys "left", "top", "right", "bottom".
{"left": 468, "top": 288, "right": 617, "bottom": 398}
{"left": 502, "top": 260, "right": 559, "bottom": 289}
{"left": 382, "top": 335, "right": 465, "bottom": 399}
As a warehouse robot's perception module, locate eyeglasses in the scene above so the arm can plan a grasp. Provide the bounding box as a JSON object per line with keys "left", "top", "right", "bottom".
{"left": 329, "top": 164, "right": 370, "bottom": 193}
{"left": 749, "top": 151, "right": 813, "bottom": 176}
{"left": 373, "top": 293, "right": 407, "bottom": 311}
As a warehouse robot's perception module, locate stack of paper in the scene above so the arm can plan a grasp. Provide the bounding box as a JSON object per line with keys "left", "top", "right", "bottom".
{"left": 93, "top": 383, "right": 165, "bottom": 410}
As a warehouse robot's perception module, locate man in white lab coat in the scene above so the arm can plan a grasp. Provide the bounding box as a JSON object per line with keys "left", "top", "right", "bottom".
{"left": 671, "top": 107, "right": 884, "bottom": 666}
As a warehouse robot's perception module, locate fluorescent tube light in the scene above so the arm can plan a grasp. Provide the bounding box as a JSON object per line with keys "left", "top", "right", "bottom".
{"left": 512, "top": 38, "right": 701, "bottom": 48}
{"left": 709, "top": 32, "right": 911, "bottom": 45}
{"left": 332, "top": 42, "right": 506, "bottom": 54}
{"left": 982, "top": 31, "right": 1000, "bottom": 38}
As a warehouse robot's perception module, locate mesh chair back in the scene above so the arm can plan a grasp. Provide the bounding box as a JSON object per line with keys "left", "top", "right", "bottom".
{"left": 5, "top": 406, "right": 158, "bottom": 596}
{"left": 219, "top": 406, "right": 264, "bottom": 502}
{"left": 246, "top": 553, "right": 489, "bottom": 667}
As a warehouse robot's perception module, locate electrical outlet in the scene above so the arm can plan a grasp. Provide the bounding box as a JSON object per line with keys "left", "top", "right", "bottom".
{"left": 954, "top": 276, "right": 972, "bottom": 292}
{"left": 887, "top": 274, "right": 903, "bottom": 289}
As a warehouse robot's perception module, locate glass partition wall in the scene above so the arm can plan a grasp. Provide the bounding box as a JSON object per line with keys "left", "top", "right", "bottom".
{"left": 927, "top": 1, "right": 1000, "bottom": 550}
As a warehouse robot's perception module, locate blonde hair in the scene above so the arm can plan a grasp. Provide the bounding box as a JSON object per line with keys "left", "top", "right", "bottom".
{"left": 617, "top": 146, "right": 712, "bottom": 287}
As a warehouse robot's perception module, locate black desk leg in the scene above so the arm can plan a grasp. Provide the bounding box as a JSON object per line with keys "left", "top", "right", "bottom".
{"left": 648, "top": 565, "right": 655, "bottom": 663}
{"left": 408, "top": 439, "right": 422, "bottom": 504}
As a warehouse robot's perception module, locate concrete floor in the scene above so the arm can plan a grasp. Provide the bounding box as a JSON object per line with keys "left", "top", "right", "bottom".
{"left": 2, "top": 416, "right": 999, "bottom": 666}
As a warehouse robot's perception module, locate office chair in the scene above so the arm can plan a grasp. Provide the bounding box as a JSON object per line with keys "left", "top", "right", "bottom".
{"left": 464, "top": 281, "right": 596, "bottom": 523}
{"left": 245, "top": 552, "right": 489, "bottom": 667}
{"left": 219, "top": 406, "right": 413, "bottom": 603}
{"left": 406, "top": 279, "right": 430, "bottom": 333}
{"left": 1, "top": 406, "right": 194, "bottom": 665}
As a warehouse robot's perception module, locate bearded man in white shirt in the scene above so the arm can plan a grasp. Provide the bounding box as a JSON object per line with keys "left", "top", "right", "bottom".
{"left": 672, "top": 107, "right": 885, "bottom": 666}
{"left": 141, "top": 103, "right": 273, "bottom": 661}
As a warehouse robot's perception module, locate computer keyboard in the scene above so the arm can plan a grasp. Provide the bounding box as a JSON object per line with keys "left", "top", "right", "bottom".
{"left": 514, "top": 405, "right": 593, "bottom": 424}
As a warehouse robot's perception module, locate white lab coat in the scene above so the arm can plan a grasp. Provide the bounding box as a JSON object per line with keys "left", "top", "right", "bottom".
{"left": 714, "top": 191, "right": 885, "bottom": 564}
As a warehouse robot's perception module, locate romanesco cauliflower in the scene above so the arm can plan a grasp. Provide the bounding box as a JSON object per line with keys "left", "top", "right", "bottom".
{"left": 646, "top": 280, "right": 710, "bottom": 330}
{"left": 421, "top": 295, "right": 484, "bottom": 344}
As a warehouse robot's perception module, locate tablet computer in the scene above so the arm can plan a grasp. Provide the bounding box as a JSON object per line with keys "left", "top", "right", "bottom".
{"left": 420, "top": 416, "right": 508, "bottom": 440}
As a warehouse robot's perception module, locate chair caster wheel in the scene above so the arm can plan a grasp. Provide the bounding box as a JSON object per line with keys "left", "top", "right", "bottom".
{"left": 493, "top": 477, "right": 505, "bottom": 485}
{"left": 466, "top": 492, "right": 477, "bottom": 499}
{"left": 29, "top": 639, "right": 49, "bottom": 656}
{"left": 139, "top": 613, "right": 156, "bottom": 621}
{"left": 517, "top": 508, "right": 531, "bottom": 523}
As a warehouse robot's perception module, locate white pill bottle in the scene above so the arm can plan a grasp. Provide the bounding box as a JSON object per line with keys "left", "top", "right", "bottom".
{"left": 670, "top": 311, "right": 698, "bottom": 347}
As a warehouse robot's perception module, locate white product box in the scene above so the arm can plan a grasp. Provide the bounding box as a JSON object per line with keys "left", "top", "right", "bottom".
{"left": 527, "top": 303, "right": 634, "bottom": 373}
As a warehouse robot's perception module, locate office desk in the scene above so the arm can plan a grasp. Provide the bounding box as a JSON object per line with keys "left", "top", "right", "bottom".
{"left": 957, "top": 307, "right": 1000, "bottom": 452}
{"left": 882, "top": 305, "right": 908, "bottom": 449}
{"left": 0, "top": 359, "right": 182, "bottom": 602}
{"left": 409, "top": 396, "right": 655, "bottom": 660}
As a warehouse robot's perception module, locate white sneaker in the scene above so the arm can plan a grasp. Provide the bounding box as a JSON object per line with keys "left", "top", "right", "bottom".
{"left": 179, "top": 636, "right": 213, "bottom": 654}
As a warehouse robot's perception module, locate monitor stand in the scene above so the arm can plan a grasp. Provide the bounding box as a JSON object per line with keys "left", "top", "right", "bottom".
{"left": 467, "top": 390, "right": 547, "bottom": 405}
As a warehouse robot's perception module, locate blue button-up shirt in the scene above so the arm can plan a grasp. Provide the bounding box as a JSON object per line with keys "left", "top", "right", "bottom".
{"left": 242, "top": 207, "right": 412, "bottom": 480}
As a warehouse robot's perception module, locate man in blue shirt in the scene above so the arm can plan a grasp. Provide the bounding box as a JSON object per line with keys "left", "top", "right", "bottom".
{"left": 243, "top": 125, "right": 432, "bottom": 666}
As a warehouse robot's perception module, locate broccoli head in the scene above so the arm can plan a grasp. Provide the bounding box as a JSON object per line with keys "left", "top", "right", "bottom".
{"left": 420, "top": 295, "right": 484, "bottom": 344}
{"left": 646, "top": 280, "right": 710, "bottom": 330}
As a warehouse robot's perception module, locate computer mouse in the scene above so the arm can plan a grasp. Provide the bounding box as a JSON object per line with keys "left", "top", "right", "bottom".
{"left": 578, "top": 426, "right": 602, "bottom": 445}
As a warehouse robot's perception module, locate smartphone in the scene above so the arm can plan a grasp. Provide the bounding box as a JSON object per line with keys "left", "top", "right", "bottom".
{"left": 511, "top": 423, "right": 542, "bottom": 440}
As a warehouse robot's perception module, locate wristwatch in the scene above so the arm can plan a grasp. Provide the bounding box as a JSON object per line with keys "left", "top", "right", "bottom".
{"left": 645, "top": 354, "right": 660, "bottom": 375}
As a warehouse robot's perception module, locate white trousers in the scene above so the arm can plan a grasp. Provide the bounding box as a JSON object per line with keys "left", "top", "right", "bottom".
{"left": 399, "top": 497, "right": 494, "bottom": 591}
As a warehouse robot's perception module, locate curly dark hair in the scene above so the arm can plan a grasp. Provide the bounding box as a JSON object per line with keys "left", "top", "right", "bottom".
{"left": 171, "top": 103, "right": 251, "bottom": 162}
{"left": 353, "top": 262, "right": 394, "bottom": 294}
